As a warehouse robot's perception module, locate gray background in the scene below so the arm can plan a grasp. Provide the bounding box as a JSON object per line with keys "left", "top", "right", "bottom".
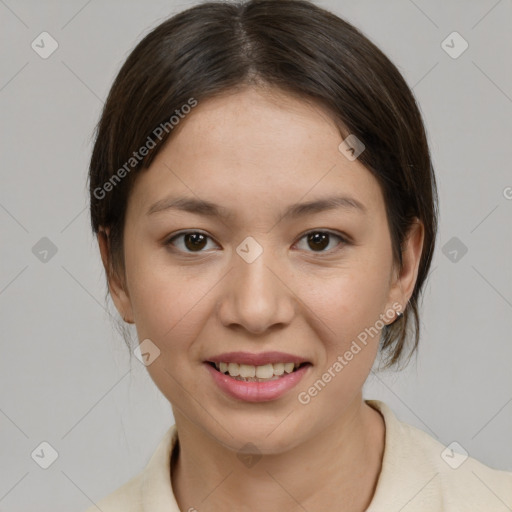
{"left": 1, "top": 0, "right": 511, "bottom": 510}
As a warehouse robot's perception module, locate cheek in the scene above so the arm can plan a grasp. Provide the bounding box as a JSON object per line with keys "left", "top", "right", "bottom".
{"left": 305, "top": 263, "right": 391, "bottom": 336}
{"left": 127, "top": 263, "right": 211, "bottom": 399}
{"left": 129, "top": 268, "right": 205, "bottom": 344}
{"left": 292, "top": 284, "right": 385, "bottom": 432}
{"left": 294, "top": 271, "right": 390, "bottom": 414}
{"left": 125, "top": 244, "right": 223, "bottom": 363}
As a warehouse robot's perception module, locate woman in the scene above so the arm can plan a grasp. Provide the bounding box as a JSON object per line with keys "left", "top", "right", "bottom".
{"left": 85, "top": 0, "right": 512, "bottom": 510}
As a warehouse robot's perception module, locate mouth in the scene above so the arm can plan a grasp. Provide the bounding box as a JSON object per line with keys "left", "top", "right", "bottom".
{"left": 203, "top": 351, "right": 312, "bottom": 402}
{"left": 206, "top": 361, "right": 311, "bottom": 382}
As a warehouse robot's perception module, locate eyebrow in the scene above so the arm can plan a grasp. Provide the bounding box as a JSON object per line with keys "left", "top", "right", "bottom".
{"left": 146, "top": 194, "right": 367, "bottom": 220}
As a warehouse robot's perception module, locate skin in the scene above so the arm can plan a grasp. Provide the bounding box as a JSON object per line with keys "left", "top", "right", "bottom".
{"left": 99, "top": 86, "right": 424, "bottom": 511}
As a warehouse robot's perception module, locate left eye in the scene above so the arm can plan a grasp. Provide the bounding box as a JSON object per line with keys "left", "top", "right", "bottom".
{"left": 294, "top": 230, "right": 347, "bottom": 253}
{"left": 165, "top": 230, "right": 347, "bottom": 254}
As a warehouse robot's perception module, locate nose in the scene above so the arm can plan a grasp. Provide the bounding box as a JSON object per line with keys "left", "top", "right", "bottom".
{"left": 216, "top": 244, "right": 295, "bottom": 335}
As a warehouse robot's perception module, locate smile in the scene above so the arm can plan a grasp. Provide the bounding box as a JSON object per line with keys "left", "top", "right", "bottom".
{"left": 204, "top": 352, "right": 312, "bottom": 402}
{"left": 208, "top": 361, "right": 308, "bottom": 382}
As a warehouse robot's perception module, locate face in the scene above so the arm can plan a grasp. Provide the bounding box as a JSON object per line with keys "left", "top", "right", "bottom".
{"left": 102, "top": 86, "right": 422, "bottom": 453}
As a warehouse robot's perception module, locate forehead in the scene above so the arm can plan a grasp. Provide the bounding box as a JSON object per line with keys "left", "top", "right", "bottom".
{"left": 127, "top": 87, "right": 384, "bottom": 221}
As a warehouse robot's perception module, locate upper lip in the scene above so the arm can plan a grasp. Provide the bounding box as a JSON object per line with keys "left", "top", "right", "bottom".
{"left": 206, "top": 351, "right": 310, "bottom": 366}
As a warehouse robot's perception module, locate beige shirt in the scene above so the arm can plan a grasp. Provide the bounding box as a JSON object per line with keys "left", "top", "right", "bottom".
{"left": 84, "top": 400, "right": 512, "bottom": 511}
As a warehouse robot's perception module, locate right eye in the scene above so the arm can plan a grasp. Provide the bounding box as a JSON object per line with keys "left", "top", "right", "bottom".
{"left": 165, "top": 230, "right": 220, "bottom": 253}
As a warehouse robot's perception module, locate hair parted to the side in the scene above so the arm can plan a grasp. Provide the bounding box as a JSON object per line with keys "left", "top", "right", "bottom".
{"left": 88, "top": 0, "right": 439, "bottom": 370}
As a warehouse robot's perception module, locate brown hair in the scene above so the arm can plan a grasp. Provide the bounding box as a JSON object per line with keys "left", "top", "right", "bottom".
{"left": 88, "top": 0, "right": 438, "bottom": 369}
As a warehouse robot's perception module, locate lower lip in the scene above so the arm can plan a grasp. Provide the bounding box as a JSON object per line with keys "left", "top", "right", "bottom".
{"left": 204, "top": 363, "right": 311, "bottom": 402}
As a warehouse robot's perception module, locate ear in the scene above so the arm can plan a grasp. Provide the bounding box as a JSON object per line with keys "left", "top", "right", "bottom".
{"left": 385, "top": 218, "right": 425, "bottom": 319}
{"left": 97, "top": 227, "right": 134, "bottom": 324}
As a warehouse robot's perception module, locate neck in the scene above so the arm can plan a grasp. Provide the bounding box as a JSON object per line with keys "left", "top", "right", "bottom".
{"left": 171, "top": 395, "right": 385, "bottom": 512}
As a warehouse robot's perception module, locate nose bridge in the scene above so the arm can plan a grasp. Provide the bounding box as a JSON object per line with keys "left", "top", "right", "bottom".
{"left": 233, "top": 242, "right": 276, "bottom": 297}
{"left": 234, "top": 236, "right": 281, "bottom": 302}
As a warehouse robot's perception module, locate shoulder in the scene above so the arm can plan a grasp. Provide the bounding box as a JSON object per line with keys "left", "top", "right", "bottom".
{"left": 82, "top": 425, "right": 178, "bottom": 512}
{"left": 83, "top": 473, "right": 143, "bottom": 512}
{"left": 82, "top": 472, "right": 143, "bottom": 512}
{"left": 366, "top": 400, "right": 512, "bottom": 511}
{"left": 400, "top": 413, "right": 512, "bottom": 504}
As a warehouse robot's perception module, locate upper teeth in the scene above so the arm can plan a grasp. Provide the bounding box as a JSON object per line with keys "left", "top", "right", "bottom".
{"left": 215, "top": 362, "right": 300, "bottom": 378}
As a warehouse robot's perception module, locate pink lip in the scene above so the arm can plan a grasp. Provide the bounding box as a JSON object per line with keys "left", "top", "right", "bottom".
{"left": 206, "top": 351, "right": 309, "bottom": 366}
{"left": 204, "top": 362, "right": 311, "bottom": 402}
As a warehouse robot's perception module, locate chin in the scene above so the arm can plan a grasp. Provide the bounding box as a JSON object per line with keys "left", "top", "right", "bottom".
{"left": 204, "top": 412, "right": 310, "bottom": 455}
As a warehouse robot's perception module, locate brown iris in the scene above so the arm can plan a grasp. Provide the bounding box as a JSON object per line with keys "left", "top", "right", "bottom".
{"left": 307, "top": 232, "right": 330, "bottom": 251}
{"left": 183, "top": 233, "right": 208, "bottom": 251}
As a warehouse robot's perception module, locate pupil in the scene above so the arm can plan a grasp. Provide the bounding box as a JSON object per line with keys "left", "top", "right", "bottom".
{"left": 185, "top": 233, "right": 207, "bottom": 251}
{"left": 308, "top": 232, "right": 328, "bottom": 251}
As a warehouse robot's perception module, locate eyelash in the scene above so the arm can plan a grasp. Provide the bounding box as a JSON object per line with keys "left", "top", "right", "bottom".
{"left": 164, "top": 229, "right": 350, "bottom": 256}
